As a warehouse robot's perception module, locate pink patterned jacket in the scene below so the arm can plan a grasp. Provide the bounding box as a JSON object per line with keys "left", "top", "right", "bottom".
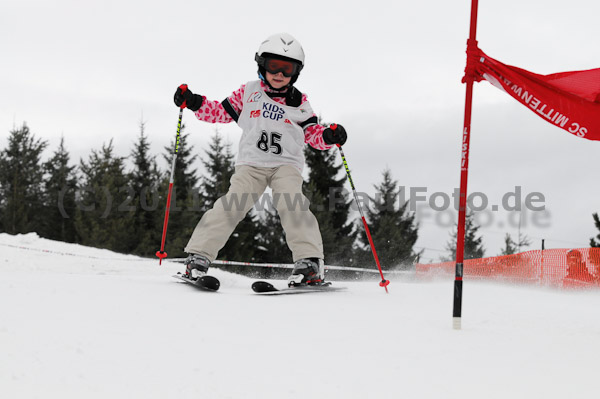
{"left": 193, "top": 81, "right": 332, "bottom": 151}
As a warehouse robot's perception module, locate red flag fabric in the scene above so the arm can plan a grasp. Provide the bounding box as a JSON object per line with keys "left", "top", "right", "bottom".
{"left": 467, "top": 47, "right": 600, "bottom": 141}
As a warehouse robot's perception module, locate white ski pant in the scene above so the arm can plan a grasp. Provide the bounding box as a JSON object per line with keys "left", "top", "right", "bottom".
{"left": 185, "top": 165, "right": 324, "bottom": 262}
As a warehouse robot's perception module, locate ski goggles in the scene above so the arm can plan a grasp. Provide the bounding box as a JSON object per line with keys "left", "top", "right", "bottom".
{"left": 264, "top": 58, "right": 300, "bottom": 77}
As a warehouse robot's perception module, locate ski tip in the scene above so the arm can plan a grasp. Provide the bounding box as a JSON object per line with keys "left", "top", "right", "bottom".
{"left": 199, "top": 275, "right": 220, "bottom": 291}
{"left": 173, "top": 273, "right": 220, "bottom": 291}
{"left": 252, "top": 281, "right": 277, "bottom": 293}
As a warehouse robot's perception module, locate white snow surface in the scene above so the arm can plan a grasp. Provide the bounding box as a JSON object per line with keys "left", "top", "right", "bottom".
{"left": 1, "top": 233, "right": 599, "bottom": 399}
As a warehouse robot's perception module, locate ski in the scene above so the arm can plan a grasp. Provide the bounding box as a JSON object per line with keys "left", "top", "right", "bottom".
{"left": 251, "top": 281, "right": 346, "bottom": 295}
{"left": 173, "top": 272, "right": 220, "bottom": 292}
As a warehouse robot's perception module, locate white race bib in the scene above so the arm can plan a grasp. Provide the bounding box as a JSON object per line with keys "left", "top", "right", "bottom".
{"left": 236, "top": 80, "right": 314, "bottom": 171}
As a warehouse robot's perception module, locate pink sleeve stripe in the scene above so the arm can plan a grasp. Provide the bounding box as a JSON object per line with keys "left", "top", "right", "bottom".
{"left": 228, "top": 85, "right": 245, "bottom": 114}
{"left": 193, "top": 85, "right": 246, "bottom": 124}
{"left": 194, "top": 97, "right": 234, "bottom": 124}
{"left": 305, "top": 124, "right": 333, "bottom": 150}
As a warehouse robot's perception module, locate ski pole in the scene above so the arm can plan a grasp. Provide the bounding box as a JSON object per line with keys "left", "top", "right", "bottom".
{"left": 156, "top": 84, "right": 187, "bottom": 265}
{"left": 334, "top": 127, "right": 390, "bottom": 293}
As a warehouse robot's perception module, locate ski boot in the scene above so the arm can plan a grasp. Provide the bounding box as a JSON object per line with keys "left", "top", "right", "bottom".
{"left": 287, "top": 258, "right": 324, "bottom": 287}
{"left": 184, "top": 254, "right": 211, "bottom": 280}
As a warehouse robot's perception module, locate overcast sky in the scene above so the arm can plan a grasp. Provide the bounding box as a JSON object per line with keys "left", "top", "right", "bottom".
{"left": 2, "top": 0, "right": 599, "bottom": 263}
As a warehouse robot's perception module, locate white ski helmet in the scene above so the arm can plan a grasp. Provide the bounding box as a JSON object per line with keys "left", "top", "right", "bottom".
{"left": 255, "top": 33, "right": 305, "bottom": 85}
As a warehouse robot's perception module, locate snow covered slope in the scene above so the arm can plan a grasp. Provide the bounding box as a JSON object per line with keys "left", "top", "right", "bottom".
{"left": 1, "top": 233, "right": 599, "bottom": 399}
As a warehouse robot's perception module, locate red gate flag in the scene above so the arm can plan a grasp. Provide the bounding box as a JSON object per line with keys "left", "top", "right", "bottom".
{"left": 466, "top": 46, "right": 600, "bottom": 141}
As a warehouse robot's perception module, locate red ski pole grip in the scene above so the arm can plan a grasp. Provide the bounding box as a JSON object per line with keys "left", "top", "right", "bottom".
{"left": 331, "top": 124, "right": 341, "bottom": 148}
{"left": 178, "top": 84, "right": 188, "bottom": 109}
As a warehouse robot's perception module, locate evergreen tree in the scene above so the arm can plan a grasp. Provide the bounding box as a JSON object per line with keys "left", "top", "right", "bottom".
{"left": 356, "top": 169, "right": 419, "bottom": 270}
{"left": 255, "top": 206, "right": 288, "bottom": 263}
{"left": 304, "top": 145, "right": 353, "bottom": 234}
{"left": 303, "top": 180, "right": 343, "bottom": 263}
{"left": 304, "top": 135, "right": 354, "bottom": 264}
{"left": 0, "top": 123, "right": 47, "bottom": 234}
{"left": 499, "top": 232, "right": 531, "bottom": 256}
{"left": 445, "top": 211, "right": 485, "bottom": 261}
{"left": 199, "top": 131, "right": 235, "bottom": 205}
{"left": 75, "top": 140, "right": 135, "bottom": 253}
{"left": 129, "top": 121, "right": 161, "bottom": 255}
{"left": 499, "top": 233, "right": 517, "bottom": 256}
{"left": 40, "top": 136, "right": 78, "bottom": 242}
{"left": 159, "top": 127, "right": 200, "bottom": 258}
{"left": 591, "top": 213, "right": 600, "bottom": 247}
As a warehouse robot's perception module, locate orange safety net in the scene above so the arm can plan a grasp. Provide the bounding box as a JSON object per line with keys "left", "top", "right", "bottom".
{"left": 416, "top": 248, "right": 600, "bottom": 289}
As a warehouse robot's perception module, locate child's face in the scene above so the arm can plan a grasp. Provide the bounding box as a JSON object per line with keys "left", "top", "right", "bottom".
{"left": 266, "top": 71, "right": 291, "bottom": 89}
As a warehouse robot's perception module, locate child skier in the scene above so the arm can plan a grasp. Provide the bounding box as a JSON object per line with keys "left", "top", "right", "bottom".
{"left": 173, "top": 32, "right": 347, "bottom": 286}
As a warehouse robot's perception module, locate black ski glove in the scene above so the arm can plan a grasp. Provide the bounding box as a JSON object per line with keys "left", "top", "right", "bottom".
{"left": 174, "top": 84, "right": 204, "bottom": 111}
{"left": 323, "top": 123, "right": 347, "bottom": 146}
